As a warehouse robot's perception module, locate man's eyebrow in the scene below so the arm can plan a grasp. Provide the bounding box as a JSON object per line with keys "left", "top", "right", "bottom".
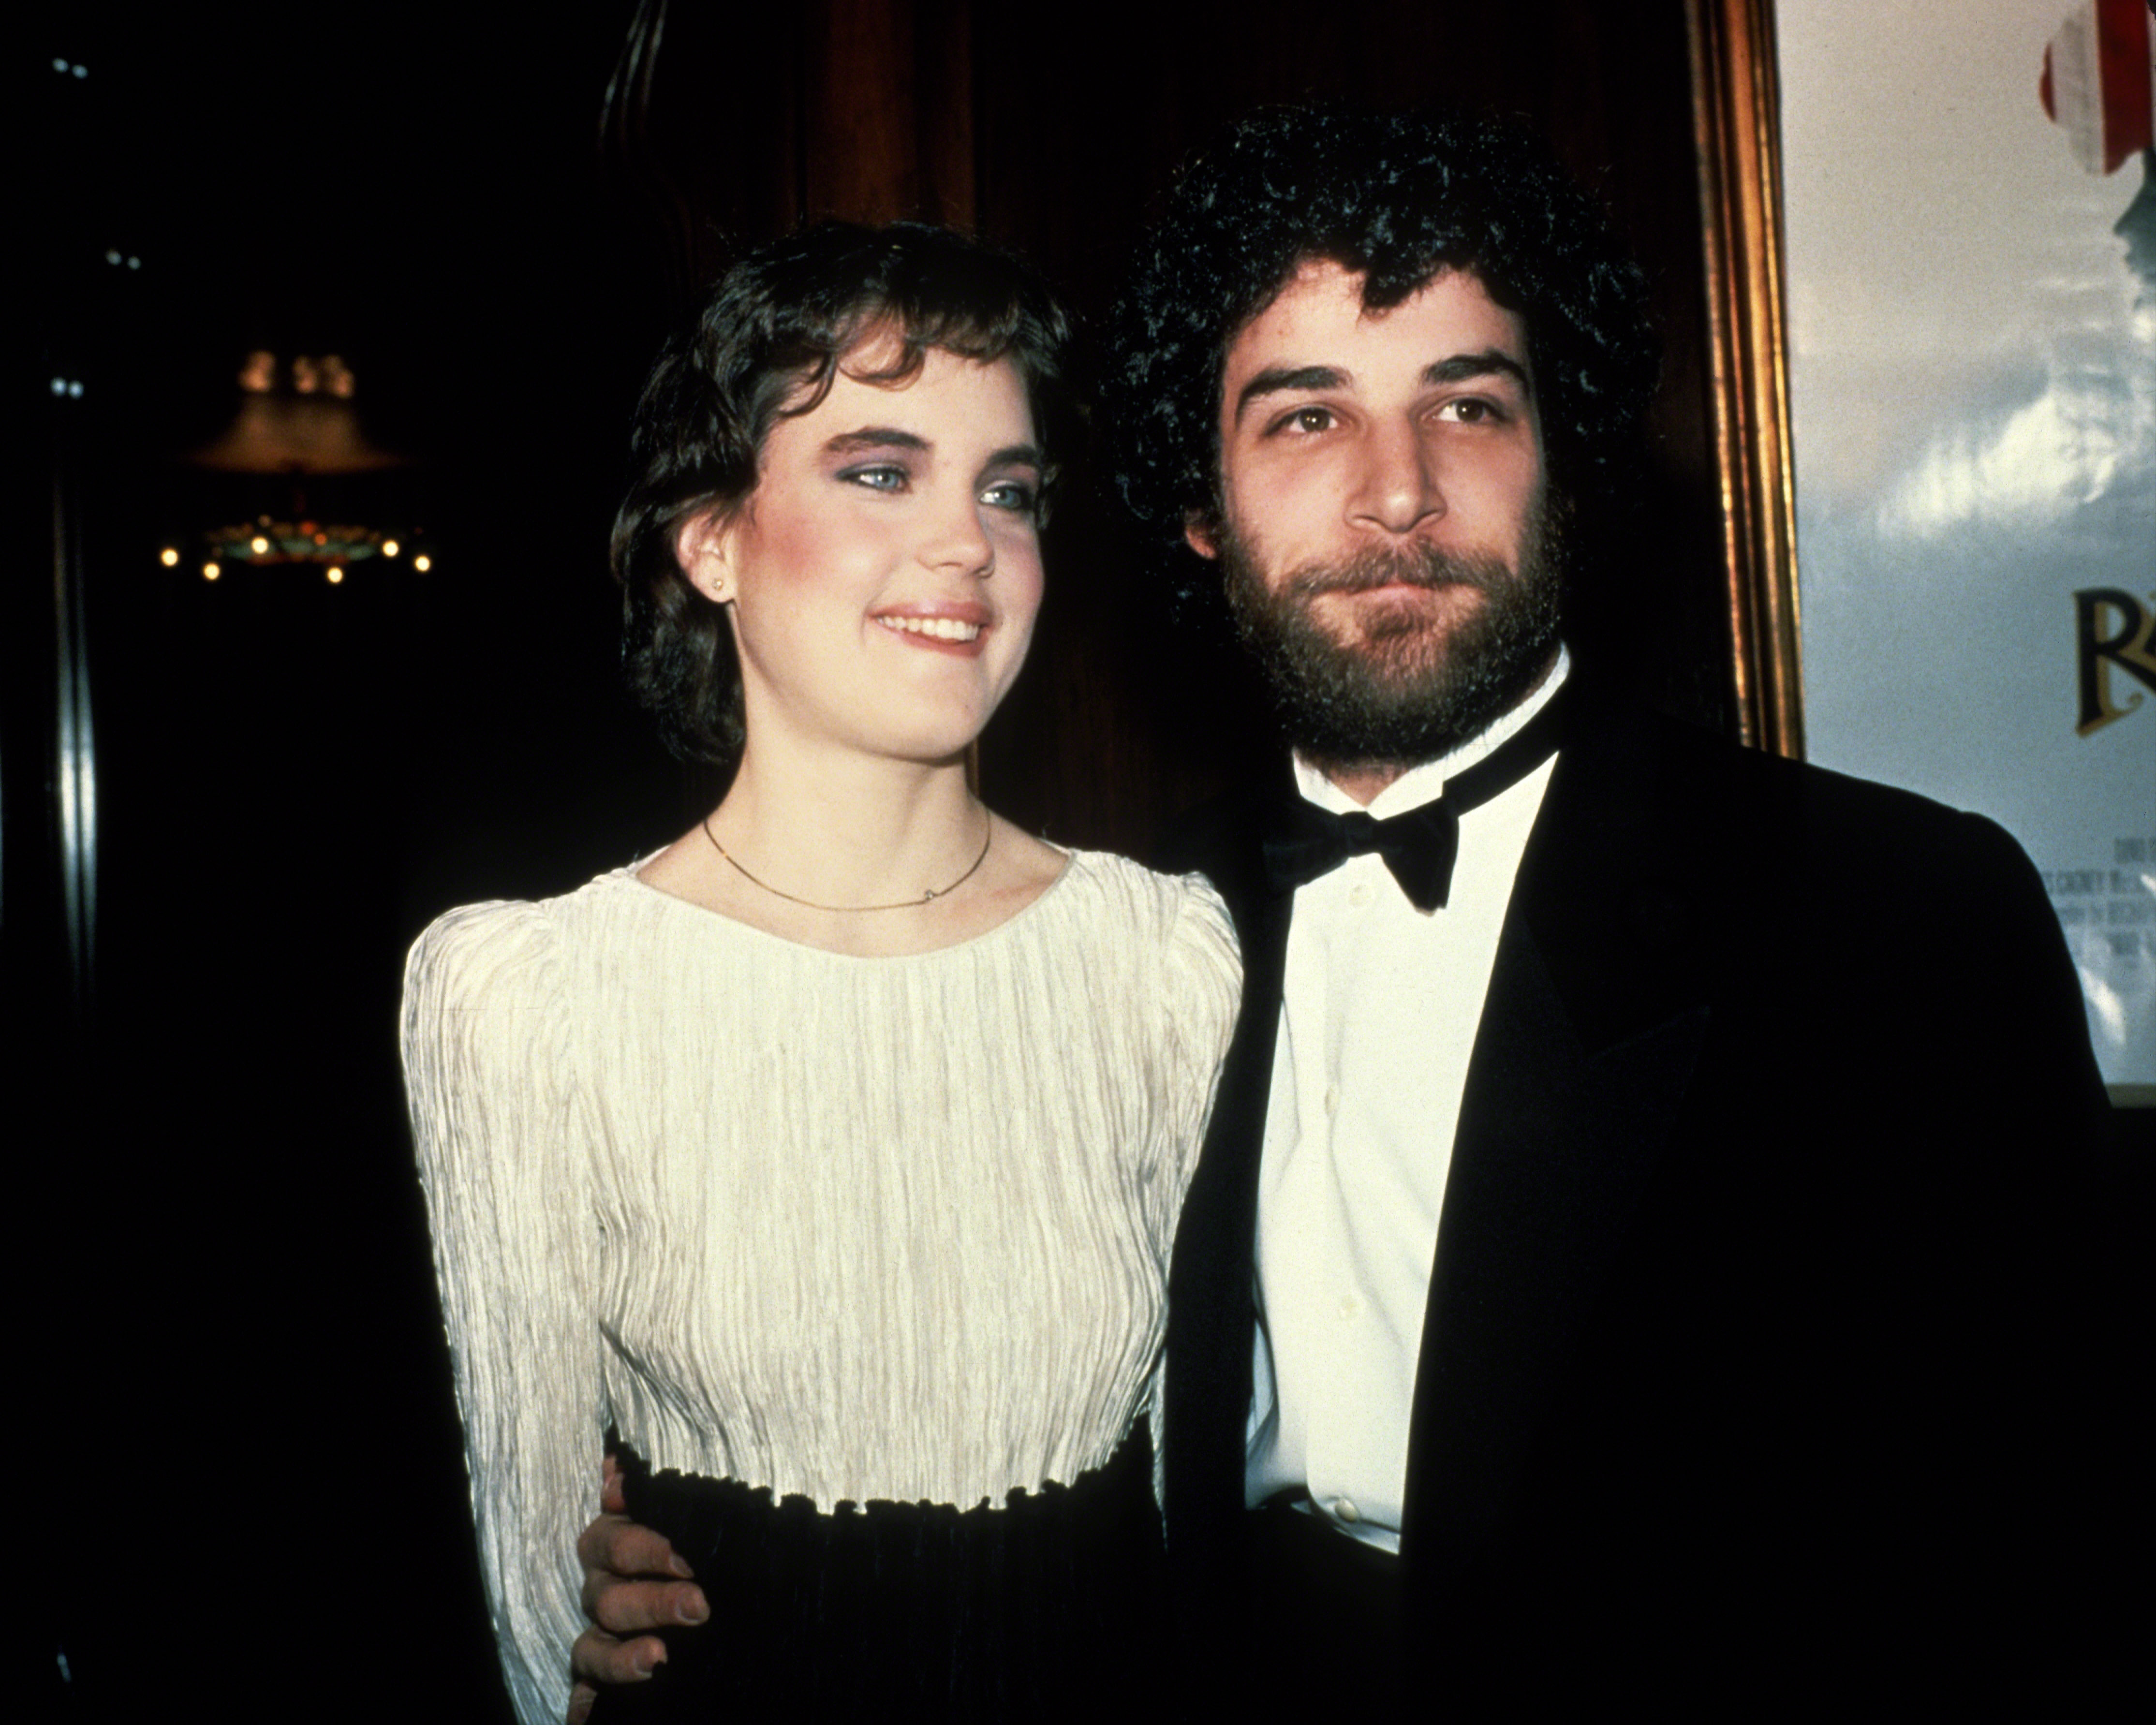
{"left": 823, "top": 427, "right": 931, "bottom": 455}
{"left": 1233, "top": 365, "right": 1347, "bottom": 423}
{"left": 1424, "top": 350, "right": 1533, "bottom": 394}
{"left": 1231, "top": 352, "right": 1532, "bottom": 425}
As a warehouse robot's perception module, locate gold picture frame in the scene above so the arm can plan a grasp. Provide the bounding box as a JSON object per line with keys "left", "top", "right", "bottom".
{"left": 1686, "top": 0, "right": 1805, "bottom": 760}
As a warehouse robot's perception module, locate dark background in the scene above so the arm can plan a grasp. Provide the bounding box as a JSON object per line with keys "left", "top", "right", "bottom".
{"left": 22, "top": 3, "right": 1735, "bottom": 1717}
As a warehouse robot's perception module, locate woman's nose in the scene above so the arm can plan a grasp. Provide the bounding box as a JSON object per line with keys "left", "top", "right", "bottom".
{"left": 921, "top": 494, "right": 996, "bottom": 577}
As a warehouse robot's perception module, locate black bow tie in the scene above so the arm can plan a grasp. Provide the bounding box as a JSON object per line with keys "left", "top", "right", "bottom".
{"left": 1261, "top": 690, "right": 1567, "bottom": 913}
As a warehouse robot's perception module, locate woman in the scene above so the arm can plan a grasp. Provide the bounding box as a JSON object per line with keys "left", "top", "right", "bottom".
{"left": 401, "top": 223, "right": 1239, "bottom": 1722}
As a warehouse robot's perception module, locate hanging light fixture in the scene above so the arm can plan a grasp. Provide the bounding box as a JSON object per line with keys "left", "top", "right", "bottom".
{"left": 158, "top": 350, "right": 435, "bottom": 583}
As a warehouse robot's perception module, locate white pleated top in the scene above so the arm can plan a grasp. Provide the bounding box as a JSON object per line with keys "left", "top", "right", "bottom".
{"left": 400, "top": 850, "right": 1241, "bottom": 1725}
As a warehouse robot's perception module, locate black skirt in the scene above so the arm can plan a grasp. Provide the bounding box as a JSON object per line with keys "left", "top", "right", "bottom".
{"left": 586, "top": 1422, "right": 1167, "bottom": 1722}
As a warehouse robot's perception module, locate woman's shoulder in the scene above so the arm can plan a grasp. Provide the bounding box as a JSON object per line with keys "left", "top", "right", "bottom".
{"left": 402, "top": 870, "right": 642, "bottom": 1010}
{"left": 1052, "top": 849, "right": 1240, "bottom": 973}
{"left": 402, "top": 899, "right": 560, "bottom": 1032}
{"left": 1057, "top": 846, "right": 1231, "bottom": 916}
{"left": 1046, "top": 851, "right": 1241, "bottom": 1089}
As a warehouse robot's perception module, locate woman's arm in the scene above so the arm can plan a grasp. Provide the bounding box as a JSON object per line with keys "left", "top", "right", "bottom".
{"left": 402, "top": 901, "right": 602, "bottom": 1725}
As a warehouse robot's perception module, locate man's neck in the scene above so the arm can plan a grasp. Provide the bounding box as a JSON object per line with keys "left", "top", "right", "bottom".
{"left": 1308, "top": 758, "right": 1414, "bottom": 809}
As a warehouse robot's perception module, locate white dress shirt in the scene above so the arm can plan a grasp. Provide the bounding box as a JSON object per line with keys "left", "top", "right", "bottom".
{"left": 1244, "top": 651, "right": 1567, "bottom": 1553}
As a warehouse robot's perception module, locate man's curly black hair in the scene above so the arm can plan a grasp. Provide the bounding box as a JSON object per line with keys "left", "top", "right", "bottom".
{"left": 1102, "top": 104, "right": 1657, "bottom": 612}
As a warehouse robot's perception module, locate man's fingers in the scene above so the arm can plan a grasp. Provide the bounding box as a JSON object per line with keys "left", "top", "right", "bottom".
{"left": 567, "top": 1679, "right": 598, "bottom": 1725}
{"left": 575, "top": 1511, "right": 694, "bottom": 1582}
{"left": 570, "top": 1627, "right": 666, "bottom": 1688}
{"left": 581, "top": 1574, "right": 710, "bottom": 1635}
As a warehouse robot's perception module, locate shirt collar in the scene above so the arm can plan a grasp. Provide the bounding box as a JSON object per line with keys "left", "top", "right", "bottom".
{"left": 1292, "top": 644, "right": 1570, "bottom": 818}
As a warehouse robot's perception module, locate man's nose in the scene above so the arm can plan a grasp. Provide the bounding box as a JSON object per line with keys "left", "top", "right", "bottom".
{"left": 1348, "top": 420, "right": 1445, "bottom": 537}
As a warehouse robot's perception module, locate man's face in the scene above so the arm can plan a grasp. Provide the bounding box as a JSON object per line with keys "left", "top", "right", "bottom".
{"left": 1187, "top": 260, "right": 1563, "bottom": 772}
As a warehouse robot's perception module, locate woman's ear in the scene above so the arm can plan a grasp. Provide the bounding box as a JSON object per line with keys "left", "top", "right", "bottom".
{"left": 674, "top": 509, "right": 737, "bottom": 604}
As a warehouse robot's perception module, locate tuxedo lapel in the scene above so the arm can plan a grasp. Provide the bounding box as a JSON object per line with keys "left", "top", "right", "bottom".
{"left": 1161, "top": 784, "right": 1297, "bottom": 1551}
{"left": 1399, "top": 699, "right": 1717, "bottom": 1580}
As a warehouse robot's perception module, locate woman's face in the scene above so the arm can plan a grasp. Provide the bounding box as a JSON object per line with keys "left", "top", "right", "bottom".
{"left": 684, "top": 338, "right": 1046, "bottom": 769}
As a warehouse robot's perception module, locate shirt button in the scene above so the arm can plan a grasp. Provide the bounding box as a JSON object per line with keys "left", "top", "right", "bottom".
{"left": 1337, "top": 1292, "right": 1360, "bottom": 1320}
{"left": 1348, "top": 882, "right": 1374, "bottom": 908}
{"left": 1334, "top": 1497, "right": 1360, "bottom": 1523}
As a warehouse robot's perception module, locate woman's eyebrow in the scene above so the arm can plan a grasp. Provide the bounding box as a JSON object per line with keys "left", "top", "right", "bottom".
{"left": 824, "top": 427, "right": 931, "bottom": 455}
{"left": 982, "top": 442, "right": 1044, "bottom": 471}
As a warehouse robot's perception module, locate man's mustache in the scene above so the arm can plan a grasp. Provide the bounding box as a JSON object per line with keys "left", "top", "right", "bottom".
{"left": 1282, "top": 542, "right": 1511, "bottom": 602}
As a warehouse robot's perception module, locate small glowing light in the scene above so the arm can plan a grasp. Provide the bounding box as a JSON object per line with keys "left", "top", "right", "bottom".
{"left": 49, "top": 378, "right": 65, "bottom": 395}
{"left": 159, "top": 547, "right": 179, "bottom": 567}
{"left": 68, "top": 381, "right": 83, "bottom": 398}
{"left": 381, "top": 539, "right": 400, "bottom": 558}
{"left": 51, "top": 58, "right": 67, "bottom": 72}
{"left": 105, "top": 249, "right": 121, "bottom": 266}
{"left": 127, "top": 256, "right": 140, "bottom": 270}
{"left": 250, "top": 535, "right": 269, "bottom": 554}
{"left": 326, "top": 567, "right": 345, "bottom": 585}
{"left": 240, "top": 352, "right": 274, "bottom": 393}
{"left": 312, "top": 531, "right": 327, "bottom": 547}
{"left": 72, "top": 63, "right": 87, "bottom": 78}
{"left": 203, "top": 563, "right": 221, "bottom": 580}
{"left": 413, "top": 554, "right": 432, "bottom": 573}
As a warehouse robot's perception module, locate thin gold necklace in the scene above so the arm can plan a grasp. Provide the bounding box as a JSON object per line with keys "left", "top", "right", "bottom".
{"left": 701, "top": 813, "right": 992, "bottom": 912}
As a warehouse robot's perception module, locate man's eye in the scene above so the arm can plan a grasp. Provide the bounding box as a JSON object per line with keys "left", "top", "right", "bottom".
{"left": 1437, "top": 398, "right": 1501, "bottom": 425}
{"left": 842, "top": 464, "right": 908, "bottom": 492}
{"left": 980, "top": 480, "right": 1039, "bottom": 515}
{"left": 1279, "top": 406, "right": 1334, "bottom": 434}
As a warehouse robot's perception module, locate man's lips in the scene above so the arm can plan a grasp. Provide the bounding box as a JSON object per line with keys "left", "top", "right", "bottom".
{"left": 1302, "top": 575, "right": 1477, "bottom": 606}
{"left": 1288, "top": 550, "right": 1503, "bottom": 604}
{"left": 1320, "top": 577, "right": 1444, "bottom": 596}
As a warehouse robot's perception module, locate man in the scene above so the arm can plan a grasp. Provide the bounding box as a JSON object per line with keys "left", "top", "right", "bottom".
{"left": 572, "top": 107, "right": 2131, "bottom": 1714}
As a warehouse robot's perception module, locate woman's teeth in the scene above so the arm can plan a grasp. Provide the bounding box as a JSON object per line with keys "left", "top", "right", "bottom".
{"left": 877, "top": 616, "right": 982, "bottom": 642}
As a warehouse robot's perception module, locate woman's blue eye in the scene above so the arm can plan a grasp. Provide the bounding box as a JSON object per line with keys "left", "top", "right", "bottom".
{"left": 844, "top": 465, "right": 907, "bottom": 491}
{"left": 982, "top": 480, "right": 1038, "bottom": 515}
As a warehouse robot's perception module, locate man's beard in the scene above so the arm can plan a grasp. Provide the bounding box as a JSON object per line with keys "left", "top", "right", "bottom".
{"left": 1218, "top": 501, "right": 1564, "bottom": 774}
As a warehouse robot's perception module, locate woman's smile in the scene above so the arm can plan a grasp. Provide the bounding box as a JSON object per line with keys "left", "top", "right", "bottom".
{"left": 871, "top": 602, "right": 995, "bottom": 652}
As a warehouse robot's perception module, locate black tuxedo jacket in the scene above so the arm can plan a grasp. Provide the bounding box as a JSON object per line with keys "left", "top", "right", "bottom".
{"left": 1155, "top": 689, "right": 2133, "bottom": 1710}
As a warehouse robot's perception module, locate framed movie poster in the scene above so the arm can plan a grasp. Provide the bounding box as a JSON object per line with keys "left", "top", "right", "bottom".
{"left": 1774, "top": 0, "right": 2155, "bottom": 1096}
